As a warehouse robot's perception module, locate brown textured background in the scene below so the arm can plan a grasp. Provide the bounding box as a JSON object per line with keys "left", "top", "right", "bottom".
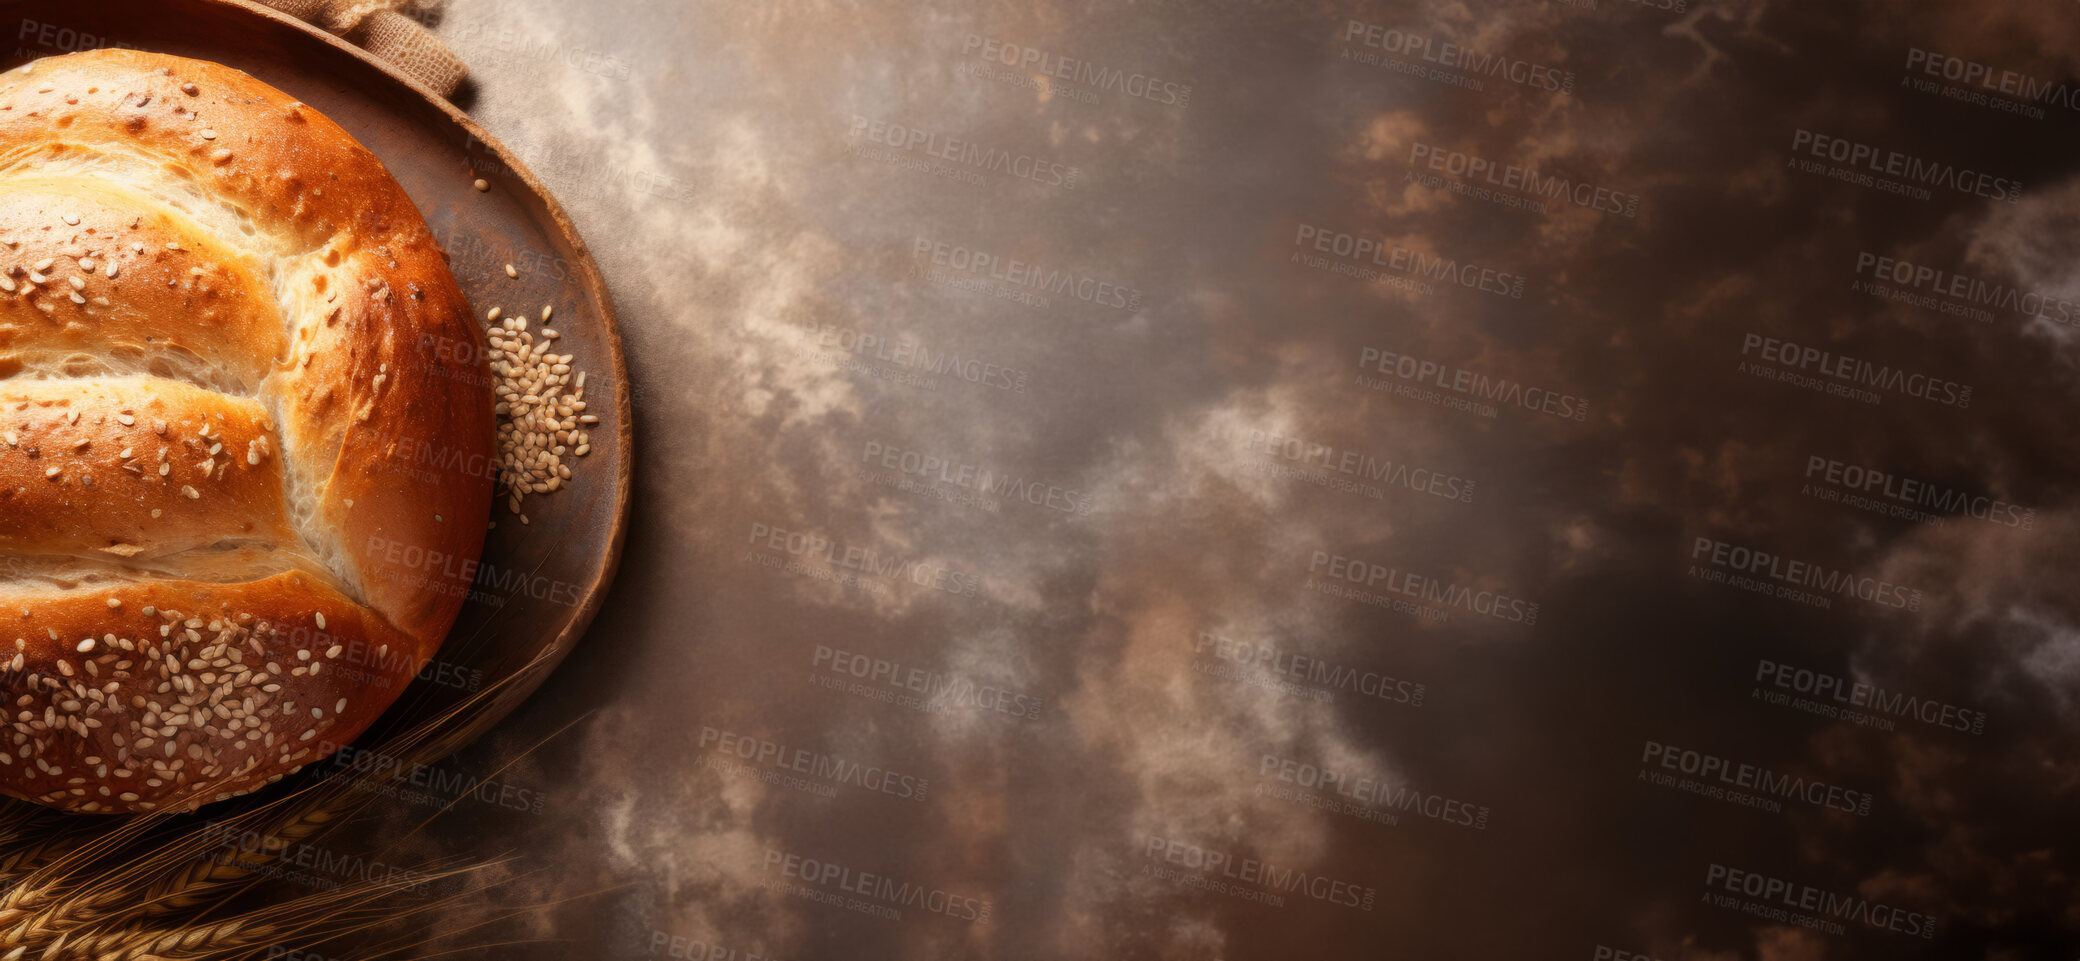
{"left": 367, "top": 0, "right": 2080, "bottom": 957}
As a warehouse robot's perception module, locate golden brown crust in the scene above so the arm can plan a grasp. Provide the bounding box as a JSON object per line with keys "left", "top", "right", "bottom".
{"left": 0, "top": 50, "right": 493, "bottom": 813}
{"left": 0, "top": 574, "right": 418, "bottom": 813}
{"left": 0, "top": 379, "right": 291, "bottom": 561}
{"left": 0, "top": 177, "right": 285, "bottom": 391}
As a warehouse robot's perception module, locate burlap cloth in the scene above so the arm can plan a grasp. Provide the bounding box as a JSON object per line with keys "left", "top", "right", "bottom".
{"left": 257, "top": 0, "right": 466, "bottom": 99}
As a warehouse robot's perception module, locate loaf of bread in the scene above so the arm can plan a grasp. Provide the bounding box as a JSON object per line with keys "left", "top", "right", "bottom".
{"left": 0, "top": 50, "right": 494, "bottom": 813}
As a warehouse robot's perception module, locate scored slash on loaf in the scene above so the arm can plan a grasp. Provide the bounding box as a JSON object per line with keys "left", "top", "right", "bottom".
{"left": 0, "top": 50, "right": 496, "bottom": 813}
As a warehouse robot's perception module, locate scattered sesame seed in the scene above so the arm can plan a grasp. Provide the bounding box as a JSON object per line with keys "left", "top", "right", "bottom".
{"left": 473, "top": 178, "right": 489, "bottom": 191}
{"left": 504, "top": 263, "right": 518, "bottom": 278}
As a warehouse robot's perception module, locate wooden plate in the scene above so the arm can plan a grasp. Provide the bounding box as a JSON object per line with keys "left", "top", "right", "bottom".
{"left": 0, "top": 0, "right": 633, "bottom": 771}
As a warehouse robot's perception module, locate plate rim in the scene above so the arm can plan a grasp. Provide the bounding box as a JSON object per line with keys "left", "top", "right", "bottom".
{"left": 188, "top": 0, "right": 637, "bottom": 742}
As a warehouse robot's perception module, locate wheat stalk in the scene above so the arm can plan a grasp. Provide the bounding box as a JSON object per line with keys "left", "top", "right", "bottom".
{"left": 0, "top": 817, "right": 84, "bottom": 882}
{"left": 17, "top": 797, "right": 342, "bottom": 939}
{"left": 3, "top": 790, "right": 483, "bottom": 958}
{"left": 3, "top": 915, "right": 266, "bottom": 960}
{"left": 0, "top": 646, "right": 569, "bottom": 959}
